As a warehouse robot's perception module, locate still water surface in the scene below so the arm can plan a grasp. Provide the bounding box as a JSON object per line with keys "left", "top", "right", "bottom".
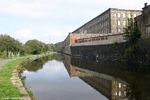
{"left": 22, "top": 54, "right": 150, "bottom": 100}
{"left": 22, "top": 55, "right": 108, "bottom": 100}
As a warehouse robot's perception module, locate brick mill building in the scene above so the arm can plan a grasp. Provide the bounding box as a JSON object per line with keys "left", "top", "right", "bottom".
{"left": 72, "top": 8, "right": 141, "bottom": 34}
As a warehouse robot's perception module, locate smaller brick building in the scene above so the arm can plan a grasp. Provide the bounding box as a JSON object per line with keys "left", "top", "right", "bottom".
{"left": 136, "top": 3, "right": 150, "bottom": 38}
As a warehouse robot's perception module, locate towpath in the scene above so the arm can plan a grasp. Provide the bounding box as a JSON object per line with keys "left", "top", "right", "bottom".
{"left": 0, "top": 59, "right": 12, "bottom": 70}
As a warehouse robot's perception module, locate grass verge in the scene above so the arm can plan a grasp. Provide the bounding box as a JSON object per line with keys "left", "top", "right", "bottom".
{"left": 0, "top": 58, "right": 24, "bottom": 99}
{"left": 0, "top": 54, "right": 50, "bottom": 99}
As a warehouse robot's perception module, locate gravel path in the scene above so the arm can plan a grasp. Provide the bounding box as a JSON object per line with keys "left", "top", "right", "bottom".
{"left": 0, "top": 59, "right": 12, "bottom": 69}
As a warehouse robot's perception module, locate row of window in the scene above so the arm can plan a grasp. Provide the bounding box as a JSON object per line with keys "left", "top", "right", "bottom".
{"left": 82, "top": 20, "right": 126, "bottom": 33}
{"left": 118, "top": 21, "right": 127, "bottom": 26}
{"left": 87, "top": 14, "right": 109, "bottom": 28}
{"left": 86, "top": 20, "right": 109, "bottom": 33}
{"left": 86, "top": 28, "right": 109, "bottom": 34}
{"left": 87, "top": 21, "right": 125, "bottom": 33}
{"left": 97, "top": 29, "right": 109, "bottom": 34}
{"left": 146, "top": 26, "right": 150, "bottom": 34}
{"left": 112, "top": 28, "right": 123, "bottom": 33}
{"left": 98, "top": 13, "right": 109, "bottom": 22}
{"left": 114, "top": 13, "right": 137, "bottom": 18}
{"left": 90, "top": 24, "right": 110, "bottom": 33}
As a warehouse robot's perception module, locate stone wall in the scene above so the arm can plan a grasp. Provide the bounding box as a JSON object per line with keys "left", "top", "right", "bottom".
{"left": 62, "top": 33, "right": 106, "bottom": 55}
{"left": 139, "top": 38, "right": 150, "bottom": 56}
{"left": 71, "top": 42, "right": 126, "bottom": 61}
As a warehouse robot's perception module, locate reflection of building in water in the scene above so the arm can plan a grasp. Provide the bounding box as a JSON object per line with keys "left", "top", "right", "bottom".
{"left": 63, "top": 56, "right": 128, "bottom": 100}
{"left": 63, "top": 55, "right": 92, "bottom": 77}
{"left": 80, "top": 77, "right": 128, "bottom": 100}
{"left": 63, "top": 55, "right": 150, "bottom": 100}
{"left": 76, "top": 67, "right": 128, "bottom": 100}
{"left": 111, "top": 79, "right": 127, "bottom": 100}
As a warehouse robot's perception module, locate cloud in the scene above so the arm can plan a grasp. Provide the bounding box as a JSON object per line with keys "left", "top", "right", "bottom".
{"left": 12, "top": 27, "right": 68, "bottom": 44}
{"left": 0, "top": 0, "right": 149, "bottom": 19}
{"left": 39, "top": 60, "right": 65, "bottom": 75}
{"left": 23, "top": 70, "right": 34, "bottom": 76}
{"left": 0, "top": 0, "right": 59, "bottom": 19}
{"left": 0, "top": 0, "right": 100, "bottom": 19}
{"left": 47, "top": 65, "right": 64, "bottom": 73}
{"left": 0, "top": 0, "right": 149, "bottom": 43}
{"left": 15, "top": 28, "right": 37, "bottom": 43}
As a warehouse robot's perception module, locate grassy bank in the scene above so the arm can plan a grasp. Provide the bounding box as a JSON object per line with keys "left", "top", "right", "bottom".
{"left": 0, "top": 58, "right": 23, "bottom": 99}
{"left": 0, "top": 54, "right": 52, "bottom": 99}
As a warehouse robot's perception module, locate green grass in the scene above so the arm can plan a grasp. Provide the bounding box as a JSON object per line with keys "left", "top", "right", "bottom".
{"left": 0, "top": 58, "right": 24, "bottom": 99}
{"left": 0, "top": 54, "right": 50, "bottom": 99}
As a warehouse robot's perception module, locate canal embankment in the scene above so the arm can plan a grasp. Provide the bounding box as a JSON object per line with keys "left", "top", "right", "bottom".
{"left": 0, "top": 59, "right": 12, "bottom": 70}
{"left": 0, "top": 53, "right": 53, "bottom": 100}
{"left": 0, "top": 58, "right": 28, "bottom": 99}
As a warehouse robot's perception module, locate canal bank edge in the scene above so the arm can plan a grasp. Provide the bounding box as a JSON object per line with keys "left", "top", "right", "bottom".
{"left": 0, "top": 53, "right": 53, "bottom": 100}
{"left": 14, "top": 53, "right": 54, "bottom": 100}
{"left": 11, "top": 69, "right": 32, "bottom": 100}
{"left": 11, "top": 53, "right": 53, "bottom": 100}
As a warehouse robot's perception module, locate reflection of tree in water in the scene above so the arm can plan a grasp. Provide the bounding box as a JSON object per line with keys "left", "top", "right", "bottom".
{"left": 22, "top": 54, "right": 56, "bottom": 72}
{"left": 53, "top": 53, "right": 63, "bottom": 61}
{"left": 25, "top": 58, "right": 45, "bottom": 72}
{"left": 126, "top": 72, "right": 150, "bottom": 100}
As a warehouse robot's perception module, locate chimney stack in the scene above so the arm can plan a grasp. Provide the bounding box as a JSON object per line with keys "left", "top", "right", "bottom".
{"left": 144, "top": 3, "right": 148, "bottom": 7}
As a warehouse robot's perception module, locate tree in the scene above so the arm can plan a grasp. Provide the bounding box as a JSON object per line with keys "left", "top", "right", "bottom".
{"left": 0, "top": 34, "right": 23, "bottom": 57}
{"left": 24, "top": 40, "right": 52, "bottom": 54}
{"left": 123, "top": 18, "right": 143, "bottom": 62}
{"left": 124, "top": 18, "right": 141, "bottom": 45}
{"left": 47, "top": 44, "right": 55, "bottom": 52}
{"left": 24, "top": 40, "right": 43, "bottom": 54}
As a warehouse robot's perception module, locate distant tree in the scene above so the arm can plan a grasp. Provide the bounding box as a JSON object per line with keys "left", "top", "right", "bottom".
{"left": 24, "top": 40, "right": 52, "bottom": 54}
{"left": 12, "top": 39, "right": 23, "bottom": 56}
{"left": 54, "top": 42, "right": 64, "bottom": 53}
{"left": 48, "top": 44, "right": 55, "bottom": 52}
{"left": 0, "top": 34, "right": 23, "bottom": 57}
{"left": 24, "top": 40, "right": 43, "bottom": 54}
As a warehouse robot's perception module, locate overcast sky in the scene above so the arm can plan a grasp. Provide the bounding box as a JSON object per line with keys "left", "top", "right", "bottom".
{"left": 0, "top": 0, "right": 149, "bottom": 44}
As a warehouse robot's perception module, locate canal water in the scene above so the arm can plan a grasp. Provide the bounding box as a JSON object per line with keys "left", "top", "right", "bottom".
{"left": 22, "top": 54, "right": 150, "bottom": 100}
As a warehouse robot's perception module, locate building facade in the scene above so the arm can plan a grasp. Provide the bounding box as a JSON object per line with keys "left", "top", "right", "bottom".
{"left": 136, "top": 3, "right": 150, "bottom": 38}
{"left": 72, "top": 8, "right": 141, "bottom": 34}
